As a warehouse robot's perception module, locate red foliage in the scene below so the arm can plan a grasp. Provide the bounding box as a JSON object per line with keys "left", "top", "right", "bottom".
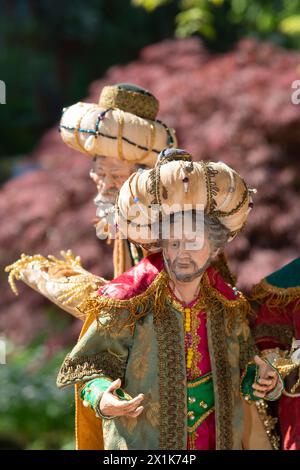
{"left": 1, "top": 37, "right": 300, "bottom": 345}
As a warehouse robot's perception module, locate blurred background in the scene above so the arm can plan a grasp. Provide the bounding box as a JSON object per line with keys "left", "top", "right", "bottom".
{"left": 1, "top": 0, "right": 300, "bottom": 449}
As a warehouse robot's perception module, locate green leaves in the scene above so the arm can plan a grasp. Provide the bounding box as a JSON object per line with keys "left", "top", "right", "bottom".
{"left": 132, "top": 0, "right": 171, "bottom": 11}
{"left": 176, "top": 5, "right": 215, "bottom": 38}
{"left": 0, "top": 338, "right": 74, "bottom": 449}
{"left": 279, "top": 14, "right": 300, "bottom": 35}
{"left": 132, "top": 0, "right": 300, "bottom": 49}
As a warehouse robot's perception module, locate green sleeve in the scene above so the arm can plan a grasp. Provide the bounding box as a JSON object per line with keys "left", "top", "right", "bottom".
{"left": 240, "top": 362, "right": 261, "bottom": 402}
{"left": 56, "top": 310, "right": 134, "bottom": 389}
{"left": 80, "top": 377, "right": 115, "bottom": 419}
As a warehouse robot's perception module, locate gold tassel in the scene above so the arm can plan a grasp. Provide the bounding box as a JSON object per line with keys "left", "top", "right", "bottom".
{"left": 5, "top": 250, "right": 85, "bottom": 294}
{"left": 76, "top": 270, "right": 169, "bottom": 333}
{"left": 249, "top": 279, "right": 300, "bottom": 312}
{"left": 211, "top": 251, "right": 237, "bottom": 287}
{"left": 113, "top": 233, "right": 126, "bottom": 278}
{"left": 201, "top": 272, "right": 251, "bottom": 338}
{"left": 77, "top": 268, "right": 251, "bottom": 338}
{"left": 272, "top": 356, "right": 299, "bottom": 379}
{"left": 5, "top": 251, "right": 106, "bottom": 323}
{"left": 5, "top": 253, "right": 51, "bottom": 295}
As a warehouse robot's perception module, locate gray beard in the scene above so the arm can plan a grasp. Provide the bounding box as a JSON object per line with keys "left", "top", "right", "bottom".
{"left": 163, "top": 252, "right": 212, "bottom": 282}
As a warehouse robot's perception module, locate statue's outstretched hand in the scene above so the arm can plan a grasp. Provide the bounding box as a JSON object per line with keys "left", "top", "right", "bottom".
{"left": 252, "top": 355, "right": 278, "bottom": 398}
{"left": 99, "top": 378, "right": 144, "bottom": 418}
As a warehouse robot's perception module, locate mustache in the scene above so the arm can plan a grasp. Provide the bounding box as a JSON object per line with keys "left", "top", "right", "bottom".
{"left": 94, "top": 194, "right": 116, "bottom": 205}
{"left": 175, "top": 259, "right": 211, "bottom": 282}
{"left": 172, "top": 257, "right": 196, "bottom": 270}
{"left": 165, "top": 254, "right": 211, "bottom": 282}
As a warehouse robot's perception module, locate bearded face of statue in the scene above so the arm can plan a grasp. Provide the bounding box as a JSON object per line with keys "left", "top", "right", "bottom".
{"left": 90, "top": 156, "right": 143, "bottom": 239}
{"left": 161, "top": 211, "right": 230, "bottom": 282}
{"left": 90, "top": 156, "right": 134, "bottom": 203}
{"left": 162, "top": 232, "right": 212, "bottom": 283}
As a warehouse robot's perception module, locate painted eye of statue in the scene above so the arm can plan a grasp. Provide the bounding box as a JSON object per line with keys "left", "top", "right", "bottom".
{"left": 92, "top": 170, "right": 106, "bottom": 179}
{"left": 186, "top": 241, "right": 198, "bottom": 248}
{"left": 185, "top": 238, "right": 203, "bottom": 250}
{"left": 112, "top": 174, "right": 124, "bottom": 181}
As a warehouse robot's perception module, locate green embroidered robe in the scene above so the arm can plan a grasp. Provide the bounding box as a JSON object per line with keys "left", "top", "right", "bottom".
{"left": 56, "top": 253, "right": 271, "bottom": 450}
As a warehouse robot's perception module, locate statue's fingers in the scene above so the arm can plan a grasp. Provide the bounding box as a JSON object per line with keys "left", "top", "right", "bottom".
{"left": 126, "top": 406, "right": 144, "bottom": 418}
{"left": 124, "top": 394, "right": 144, "bottom": 406}
{"left": 254, "top": 355, "right": 266, "bottom": 367}
{"left": 107, "top": 378, "right": 122, "bottom": 393}
{"left": 257, "top": 378, "right": 272, "bottom": 386}
{"left": 115, "top": 394, "right": 144, "bottom": 411}
{"left": 266, "top": 370, "right": 277, "bottom": 378}
{"left": 252, "top": 383, "right": 269, "bottom": 392}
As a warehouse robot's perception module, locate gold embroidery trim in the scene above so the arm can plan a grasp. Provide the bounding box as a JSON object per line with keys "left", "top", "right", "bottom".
{"left": 254, "top": 323, "right": 294, "bottom": 347}
{"left": 201, "top": 271, "right": 251, "bottom": 337}
{"left": 249, "top": 278, "right": 300, "bottom": 311}
{"left": 166, "top": 271, "right": 249, "bottom": 449}
{"left": 200, "top": 161, "right": 215, "bottom": 213}
{"left": 255, "top": 400, "right": 280, "bottom": 450}
{"left": 76, "top": 267, "right": 251, "bottom": 339}
{"left": 191, "top": 306, "right": 203, "bottom": 378}
{"left": 187, "top": 408, "right": 215, "bottom": 434}
{"left": 206, "top": 290, "right": 234, "bottom": 449}
{"left": 167, "top": 286, "right": 205, "bottom": 378}
{"left": 154, "top": 306, "right": 186, "bottom": 449}
{"left": 211, "top": 251, "right": 237, "bottom": 287}
{"left": 239, "top": 333, "right": 258, "bottom": 370}
{"left": 76, "top": 269, "right": 169, "bottom": 333}
{"left": 213, "top": 187, "right": 248, "bottom": 218}
{"left": 148, "top": 151, "right": 191, "bottom": 206}
{"left": 188, "top": 431, "right": 197, "bottom": 450}
{"left": 57, "top": 351, "right": 125, "bottom": 388}
{"left": 187, "top": 374, "right": 212, "bottom": 388}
